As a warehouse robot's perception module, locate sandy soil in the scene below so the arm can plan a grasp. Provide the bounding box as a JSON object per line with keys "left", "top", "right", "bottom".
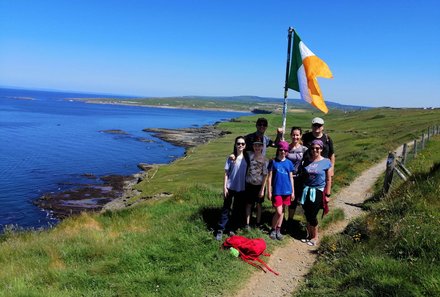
{"left": 233, "top": 145, "right": 404, "bottom": 297}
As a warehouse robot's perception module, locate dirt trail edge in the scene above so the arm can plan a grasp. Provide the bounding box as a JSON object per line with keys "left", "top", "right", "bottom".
{"left": 233, "top": 145, "right": 404, "bottom": 297}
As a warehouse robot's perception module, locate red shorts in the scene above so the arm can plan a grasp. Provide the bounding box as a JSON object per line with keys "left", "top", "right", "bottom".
{"left": 272, "top": 195, "right": 291, "bottom": 207}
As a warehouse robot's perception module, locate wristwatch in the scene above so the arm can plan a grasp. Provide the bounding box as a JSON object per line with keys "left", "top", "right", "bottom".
{"left": 325, "top": 193, "right": 331, "bottom": 197}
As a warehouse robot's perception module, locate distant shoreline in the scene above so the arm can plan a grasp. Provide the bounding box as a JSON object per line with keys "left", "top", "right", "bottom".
{"left": 70, "top": 98, "right": 250, "bottom": 113}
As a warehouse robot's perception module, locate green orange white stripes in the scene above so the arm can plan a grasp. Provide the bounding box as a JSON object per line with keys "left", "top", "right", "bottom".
{"left": 287, "top": 30, "right": 333, "bottom": 114}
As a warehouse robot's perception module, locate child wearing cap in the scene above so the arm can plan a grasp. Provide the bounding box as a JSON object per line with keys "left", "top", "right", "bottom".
{"left": 244, "top": 136, "right": 268, "bottom": 229}
{"left": 267, "top": 141, "right": 295, "bottom": 240}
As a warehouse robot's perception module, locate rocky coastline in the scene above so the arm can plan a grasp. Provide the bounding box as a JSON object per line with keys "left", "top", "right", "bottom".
{"left": 143, "top": 124, "right": 229, "bottom": 148}
{"left": 34, "top": 124, "right": 229, "bottom": 219}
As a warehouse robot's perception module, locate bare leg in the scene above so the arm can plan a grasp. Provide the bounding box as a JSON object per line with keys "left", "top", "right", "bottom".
{"left": 272, "top": 205, "right": 283, "bottom": 229}
{"left": 272, "top": 205, "right": 284, "bottom": 228}
{"left": 256, "top": 203, "right": 262, "bottom": 224}
{"left": 310, "top": 225, "right": 318, "bottom": 242}
{"left": 245, "top": 204, "right": 252, "bottom": 225}
{"left": 306, "top": 223, "right": 313, "bottom": 239}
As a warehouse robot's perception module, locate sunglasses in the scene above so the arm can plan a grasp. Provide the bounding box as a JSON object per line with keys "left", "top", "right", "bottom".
{"left": 311, "top": 147, "right": 322, "bottom": 150}
{"left": 279, "top": 149, "right": 288, "bottom": 152}
{"left": 236, "top": 142, "right": 246, "bottom": 146}
{"left": 312, "top": 124, "right": 323, "bottom": 128}
{"left": 257, "top": 124, "right": 267, "bottom": 127}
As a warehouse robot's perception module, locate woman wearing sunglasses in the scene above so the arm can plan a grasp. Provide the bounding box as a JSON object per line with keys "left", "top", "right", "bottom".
{"left": 215, "top": 136, "right": 248, "bottom": 240}
{"left": 299, "top": 139, "right": 332, "bottom": 246}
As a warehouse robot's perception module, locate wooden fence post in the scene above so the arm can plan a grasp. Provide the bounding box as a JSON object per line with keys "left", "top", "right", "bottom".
{"left": 401, "top": 143, "right": 408, "bottom": 165}
{"left": 413, "top": 139, "right": 418, "bottom": 157}
{"left": 383, "top": 152, "right": 396, "bottom": 195}
{"left": 427, "top": 127, "right": 431, "bottom": 141}
{"left": 421, "top": 133, "right": 425, "bottom": 149}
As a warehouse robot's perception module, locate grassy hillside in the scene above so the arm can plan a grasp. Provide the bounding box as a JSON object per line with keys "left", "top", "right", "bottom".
{"left": 0, "top": 108, "right": 439, "bottom": 296}
{"left": 295, "top": 136, "right": 440, "bottom": 296}
{"left": 135, "top": 108, "right": 440, "bottom": 197}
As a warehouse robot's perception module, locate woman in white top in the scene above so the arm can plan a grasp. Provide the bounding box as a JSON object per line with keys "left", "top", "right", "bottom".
{"left": 215, "top": 136, "right": 248, "bottom": 240}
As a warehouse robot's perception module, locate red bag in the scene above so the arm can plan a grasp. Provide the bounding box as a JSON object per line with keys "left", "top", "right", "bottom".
{"left": 223, "top": 235, "right": 279, "bottom": 275}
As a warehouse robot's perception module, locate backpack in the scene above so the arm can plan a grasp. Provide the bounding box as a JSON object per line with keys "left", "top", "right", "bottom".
{"left": 223, "top": 235, "right": 279, "bottom": 275}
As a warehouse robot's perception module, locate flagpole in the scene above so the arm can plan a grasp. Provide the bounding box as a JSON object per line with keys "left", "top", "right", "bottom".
{"left": 282, "top": 27, "right": 294, "bottom": 141}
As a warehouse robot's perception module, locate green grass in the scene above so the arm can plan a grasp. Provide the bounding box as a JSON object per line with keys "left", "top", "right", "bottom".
{"left": 135, "top": 108, "right": 440, "bottom": 198}
{"left": 1, "top": 108, "right": 439, "bottom": 296}
{"left": 294, "top": 136, "right": 440, "bottom": 297}
{"left": 0, "top": 186, "right": 258, "bottom": 296}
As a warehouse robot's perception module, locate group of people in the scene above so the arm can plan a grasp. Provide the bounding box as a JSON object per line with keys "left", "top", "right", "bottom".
{"left": 216, "top": 117, "right": 334, "bottom": 247}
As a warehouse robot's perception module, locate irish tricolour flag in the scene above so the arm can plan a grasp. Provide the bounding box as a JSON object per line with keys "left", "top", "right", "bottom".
{"left": 287, "top": 30, "right": 333, "bottom": 114}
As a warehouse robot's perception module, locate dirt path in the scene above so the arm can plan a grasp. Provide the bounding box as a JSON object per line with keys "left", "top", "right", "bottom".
{"left": 233, "top": 146, "right": 404, "bottom": 297}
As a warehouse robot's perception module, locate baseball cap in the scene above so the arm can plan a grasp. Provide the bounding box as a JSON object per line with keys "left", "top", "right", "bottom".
{"left": 311, "top": 117, "right": 324, "bottom": 125}
{"left": 253, "top": 136, "right": 263, "bottom": 145}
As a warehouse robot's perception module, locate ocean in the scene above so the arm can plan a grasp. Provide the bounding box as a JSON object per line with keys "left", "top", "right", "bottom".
{"left": 0, "top": 88, "right": 248, "bottom": 230}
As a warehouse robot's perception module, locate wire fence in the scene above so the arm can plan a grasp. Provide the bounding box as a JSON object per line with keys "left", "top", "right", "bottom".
{"left": 382, "top": 124, "right": 440, "bottom": 196}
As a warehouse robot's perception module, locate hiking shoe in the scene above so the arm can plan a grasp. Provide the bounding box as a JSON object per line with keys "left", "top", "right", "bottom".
{"left": 276, "top": 230, "right": 284, "bottom": 241}
{"left": 228, "top": 230, "right": 236, "bottom": 236}
{"left": 215, "top": 230, "right": 223, "bottom": 241}
{"left": 269, "top": 229, "right": 277, "bottom": 240}
{"left": 244, "top": 224, "right": 251, "bottom": 231}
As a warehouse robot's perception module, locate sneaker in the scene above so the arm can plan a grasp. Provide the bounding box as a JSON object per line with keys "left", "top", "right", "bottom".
{"left": 215, "top": 230, "right": 223, "bottom": 241}
{"left": 228, "top": 230, "right": 236, "bottom": 236}
{"left": 307, "top": 239, "right": 318, "bottom": 246}
{"left": 269, "top": 229, "right": 277, "bottom": 240}
{"left": 244, "top": 224, "right": 251, "bottom": 231}
{"left": 276, "top": 230, "right": 284, "bottom": 241}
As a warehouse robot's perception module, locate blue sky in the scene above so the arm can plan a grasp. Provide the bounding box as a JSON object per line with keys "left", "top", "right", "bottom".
{"left": 1, "top": 0, "right": 439, "bottom": 108}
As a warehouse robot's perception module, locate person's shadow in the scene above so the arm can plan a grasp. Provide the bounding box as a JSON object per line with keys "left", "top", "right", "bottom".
{"left": 199, "top": 205, "right": 307, "bottom": 239}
